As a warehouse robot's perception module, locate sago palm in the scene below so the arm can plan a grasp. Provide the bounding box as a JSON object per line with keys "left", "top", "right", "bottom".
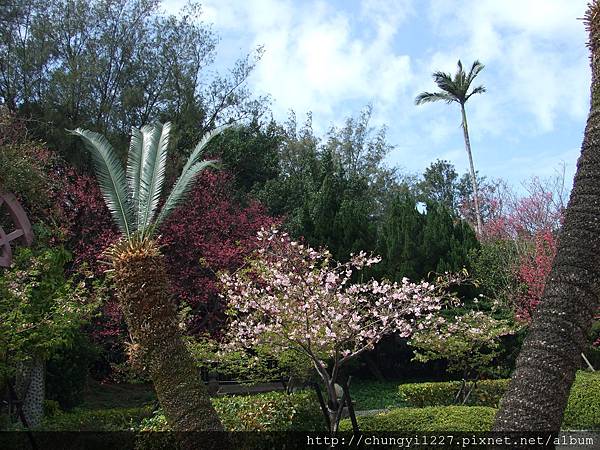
{"left": 69, "top": 122, "right": 226, "bottom": 435}
{"left": 415, "top": 60, "right": 485, "bottom": 235}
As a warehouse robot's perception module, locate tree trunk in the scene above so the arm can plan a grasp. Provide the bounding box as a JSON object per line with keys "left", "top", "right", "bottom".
{"left": 460, "top": 104, "right": 483, "bottom": 236}
{"left": 493, "top": 2, "right": 600, "bottom": 431}
{"left": 15, "top": 356, "right": 45, "bottom": 428}
{"left": 111, "top": 239, "right": 223, "bottom": 438}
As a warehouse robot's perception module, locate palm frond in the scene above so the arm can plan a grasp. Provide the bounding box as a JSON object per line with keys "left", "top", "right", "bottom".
{"left": 466, "top": 60, "right": 485, "bottom": 85}
{"left": 181, "top": 124, "right": 230, "bottom": 174}
{"left": 432, "top": 71, "right": 455, "bottom": 91}
{"left": 415, "top": 91, "right": 455, "bottom": 105}
{"left": 135, "top": 124, "right": 160, "bottom": 227}
{"left": 466, "top": 85, "right": 486, "bottom": 100}
{"left": 154, "top": 125, "right": 229, "bottom": 229}
{"left": 126, "top": 126, "right": 144, "bottom": 228}
{"left": 155, "top": 159, "right": 219, "bottom": 229}
{"left": 68, "top": 128, "right": 133, "bottom": 237}
{"left": 138, "top": 122, "right": 170, "bottom": 234}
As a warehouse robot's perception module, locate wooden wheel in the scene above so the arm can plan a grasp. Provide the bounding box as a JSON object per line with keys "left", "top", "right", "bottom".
{"left": 0, "top": 193, "right": 33, "bottom": 267}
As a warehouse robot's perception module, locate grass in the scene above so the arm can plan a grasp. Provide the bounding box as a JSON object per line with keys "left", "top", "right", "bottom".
{"left": 348, "top": 378, "right": 407, "bottom": 411}
{"left": 79, "top": 380, "right": 156, "bottom": 410}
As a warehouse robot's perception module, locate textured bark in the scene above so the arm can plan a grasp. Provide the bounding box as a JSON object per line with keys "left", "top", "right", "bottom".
{"left": 494, "top": 2, "right": 600, "bottom": 431}
{"left": 111, "top": 240, "right": 224, "bottom": 438}
{"left": 15, "top": 356, "right": 45, "bottom": 428}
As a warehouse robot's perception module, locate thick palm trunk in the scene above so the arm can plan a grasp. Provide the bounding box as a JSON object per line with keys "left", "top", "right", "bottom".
{"left": 111, "top": 239, "right": 223, "bottom": 436}
{"left": 460, "top": 105, "right": 483, "bottom": 236}
{"left": 493, "top": 2, "right": 600, "bottom": 431}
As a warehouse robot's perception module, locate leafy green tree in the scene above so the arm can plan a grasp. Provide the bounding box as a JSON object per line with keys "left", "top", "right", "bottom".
{"left": 377, "top": 191, "right": 425, "bottom": 281}
{"left": 410, "top": 309, "right": 516, "bottom": 403}
{"left": 416, "top": 60, "right": 486, "bottom": 235}
{"left": 256, "top": 112, "right": 320, "bottom": 231}
{"left": 258, "top": 107, "right": 400, "bottom": 262}
{"left": 206, "top": 118, "right": 284, "bottom": 196}
{"left": 377, "top": 192, "right": 478, "bottom": 282}
{"left": 0, "top": 0, "right": 266, "bottom": 167}
{"left": 70, "top": 122, "right": 227, "bottom": 437}
{"left": 0, "top": 245, "right": 97, "bottom": 427}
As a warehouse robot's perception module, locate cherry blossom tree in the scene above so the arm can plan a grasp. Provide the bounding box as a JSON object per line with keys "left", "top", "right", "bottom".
{"left": 220, "top": 227, "right": 462, "bottom": 433}
{"left": 410, "top": 308, "right": 516, "bottom": 403}
{"left": 514, "top": 230, "right": 557, "bottom": 323}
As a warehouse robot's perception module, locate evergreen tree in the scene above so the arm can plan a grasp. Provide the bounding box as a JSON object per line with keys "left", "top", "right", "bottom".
{"left": 377, "top": 193, "right": 478, "bottom": 282}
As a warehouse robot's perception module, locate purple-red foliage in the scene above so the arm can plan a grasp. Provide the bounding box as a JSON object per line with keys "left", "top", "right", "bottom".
{"left": 161, "top": 170, "right": 279, "bottom": 336}
{"left": 514, "top": 229, "right": 557, "bottom": 323}
{"left": 54, "top": 169, "right": 119, "bottom": 274}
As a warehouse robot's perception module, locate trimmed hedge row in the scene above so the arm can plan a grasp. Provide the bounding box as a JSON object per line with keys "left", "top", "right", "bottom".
{"left": 562, "top": 371, "right": 600, "bottom": 430}
{"left": 42, "top": 406, "right": 153, "bottom": 431}
{"left": 339, "top": 406, "right": 496, "bottom": 432}
{"left": 398, "top": 379, "right": 509, "bottom": 408}
{"left": 43, "top": 390, "right": 325, "bottom": 432}
{"left": 368, "top": 371, "right": 600, "bottom": 431}
{"left": 40, "top": 371, "right": 600, "bottom": 432}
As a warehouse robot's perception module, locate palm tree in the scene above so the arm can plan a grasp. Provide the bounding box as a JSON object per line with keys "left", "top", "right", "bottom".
{"left": 493, "top": 1, "right": 600, "bottom": 431}
{"left": 69, "top": 122, "right": 226, "bottom": 437}
{"left": 415, "top": 60, "right": 486, "bottom": 235}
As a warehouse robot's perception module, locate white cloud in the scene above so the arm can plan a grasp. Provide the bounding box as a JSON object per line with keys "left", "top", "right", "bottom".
{"left": 424, "top": 0, "right": 590, "bottom": 134}
{"left": 182, "top": 0, "right": 416, "bottom": 130}
{"left": 161, "top": 0, "right": 589, "bottom": 188}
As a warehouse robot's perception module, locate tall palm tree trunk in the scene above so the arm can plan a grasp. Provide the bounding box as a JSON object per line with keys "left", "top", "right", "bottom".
{"left": 493, "top": 2, "right": 600, "bottom": 431}
{"left": 111, "top": 239, "right": 223, "bottom": 435}
{"left": 460, "top": 105, "right": 483, "bottom": 235}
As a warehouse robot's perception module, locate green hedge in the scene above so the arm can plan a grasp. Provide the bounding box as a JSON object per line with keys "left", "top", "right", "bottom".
{"left": 340, "top": 406, "right": 496, "bottom": 432}
{"left": 562, "top": 371, "right": 600, "bottom": 430}
{"left": 42, "top": 406, "right": 153, "bottom": 431}
{"left": 398, "top": 379, "right": 509, "bottom": 408}
{"left": 214, "top": 390, "right": 324, "bottom": 431}
{"left": 43, "top": 390, "right": 325, "bottom": 432}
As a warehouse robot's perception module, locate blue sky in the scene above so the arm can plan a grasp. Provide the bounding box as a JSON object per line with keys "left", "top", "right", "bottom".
{"left": 163, "top": 0, "right": 590, "bottom": 191}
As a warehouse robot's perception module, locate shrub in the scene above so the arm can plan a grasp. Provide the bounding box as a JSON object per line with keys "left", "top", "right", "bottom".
{"left": 349, "top": 379, "right": 406, "bottom": 410}
{"left": 138, "top": 390, "right": 324, "bottom": 432}
{"left": 43, "top": 400, "right": 61, "bottom": 418}
{"left": 42, "top": 406, "right": 152, "bottom": 431}
{"left": 562, "top": 371, "right": 600, "bottom": 430}
{"left": 46, "top": 332, "right": 100, "bottom": 410}
{"left": 216, "top": 390, "right": 324, "bottom": 431}
{"left": 398, "top": 379, "right": 509, "bottom": 407}
{"left": 395, "top": 372, "right": 599, "bottom": 431}
{"left": 339, "top": 406, "right": 496, "bottom": 432}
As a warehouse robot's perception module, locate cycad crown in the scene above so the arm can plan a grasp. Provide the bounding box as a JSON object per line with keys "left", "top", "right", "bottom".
{"left": 69, "top": 122, "right": 226, "bottom": 239}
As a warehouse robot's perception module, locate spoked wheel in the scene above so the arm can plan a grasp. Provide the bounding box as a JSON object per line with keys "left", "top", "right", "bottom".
{"left": 0, "top": 193, "right": 33, "bottom": 267}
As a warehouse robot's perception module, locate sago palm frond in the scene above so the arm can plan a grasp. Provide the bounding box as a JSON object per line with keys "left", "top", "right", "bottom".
{"left": 68, "top": 128, "right": 134, "bottom": 237}
{"left": 153, "top": 125, "right": 229, "bottom": 228}
{"left": 181, "top": 125, "right": 229, "bottom": 175}
{"left": 72, "top": 122, "right": 227, "bottom": 240}
{"left": 126, "top": 126, "right": 145, "bottom": 228}
{"left": 138, "top": 122, "right": 170, "bottom": 234}
{"left": 155, "top": 159, "right": 219, "bottom": 229}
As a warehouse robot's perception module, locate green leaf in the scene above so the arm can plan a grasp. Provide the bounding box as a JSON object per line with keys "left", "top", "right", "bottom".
{"left": 155, "top": 126, "right": 230, "bottom": 228}
{"left": 138, "top": 122, "right": 171, "bottom": 235}
{"left": 68, "top": 128, "right": 133, "bottom": 237}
